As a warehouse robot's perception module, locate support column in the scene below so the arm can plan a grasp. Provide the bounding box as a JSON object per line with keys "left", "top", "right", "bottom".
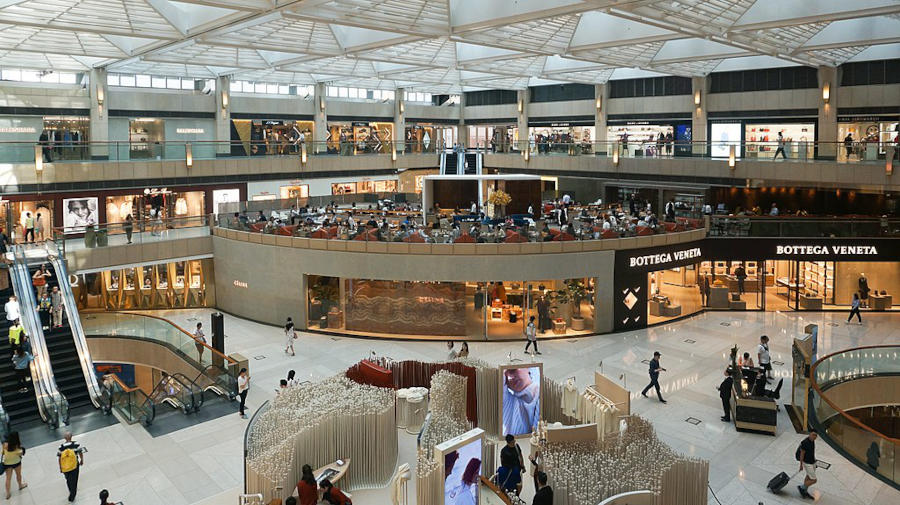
{"left": 394, "top": 87, "right": 405, "bottom": 153}
{"left": 89, "top": 68, "right": 109, "bottom": 160}
{"left": 818, "top": 66, "right": 839, "bottom": 160}
{"left": 594, "top": 83, "right": 608, "bottom": 154}
{"left": 216, "top": 76, "right": 231, "bottom": 157}
{"left": 314, "top": 83, "right": 328, "bottom": 153}
{"left": 516, "top": 89, "right": 529, "bottom": 152}
{"left": 458, "top": 92, "right": 467, "bottom": 148}
{"left": 691, "top": 76, "right": 708, "bottom": 156}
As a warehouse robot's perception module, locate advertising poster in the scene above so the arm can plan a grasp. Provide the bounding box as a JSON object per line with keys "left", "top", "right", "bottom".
{"left": 500, "top": 364, "right": 542, "bottom": 437}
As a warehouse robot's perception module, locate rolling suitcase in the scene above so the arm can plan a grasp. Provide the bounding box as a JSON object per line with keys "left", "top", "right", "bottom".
{"left": 767, "top": 471, "right": 799, "bottom": 493}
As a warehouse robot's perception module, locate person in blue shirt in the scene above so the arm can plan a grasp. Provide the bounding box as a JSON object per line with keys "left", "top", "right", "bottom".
{"left": 640, "top": 351, "right": 667, "bottom": 403}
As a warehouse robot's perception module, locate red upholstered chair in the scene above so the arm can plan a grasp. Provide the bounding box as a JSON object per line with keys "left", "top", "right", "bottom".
{"left": 636, "top": 226, "right": 654, "bottom": 236}
{"left": 354, "top": 230, "right": 378, "bottom": 241}
{"left": 404, "top": 233, "right": 426, "bottom": 243}
{"left": 549, "top": 228, "right": 560, "bottom": 237}
{"left": 327, "top": 226, "right": 339, "bottom": 239}
{"left": 309, "top": 228, "right": 330, "bottom": 239}
{"left": 663, "top": 222, "right": 683, "bottom": 233}
{"left": 276, "top": 225, "right": 296, "bottom": 236}
{"left": 601, "top": 229, "right": 619, "bottom": 239}
{"left": 504, "top": 232, "right": 528, "bottom": 243}
{"left": 553, "top": 232, "right": 575, "bottom": 241}
{"left": 249, "top": 223, "right": 265, "bottom": 233}
{"left": 454, "top": 233, "right": 476, "bottom": 243}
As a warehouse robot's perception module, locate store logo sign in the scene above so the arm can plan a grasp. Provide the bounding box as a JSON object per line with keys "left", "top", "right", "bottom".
{"left": 176, "top": 128, "right": 205, "bottom": 134}
{"left": 629, "top": 247, "right": 701, "bottom": 267}
{"left": 233, "top": 280, "right": 248, "bottom": 288}
{"left": 0, "top": 127, "right": 37, "bottom": 133}
{"left": 775, "top": 245, "right": 878, "bottom": 256}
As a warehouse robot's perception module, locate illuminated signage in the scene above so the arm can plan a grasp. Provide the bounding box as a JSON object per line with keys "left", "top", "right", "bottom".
{"left": 176, "top": 128, "right": 205, "bottom": 134}
{"left": 0, "top": 127, "right": 37, "bottom": 133}
{"left": 775, "top": 245, "right": 878, "bottom": 256}
{"left": 629, "top": 247, "right": 701, "bottom": 267}
{"left": 233, "top": 280, "right": 248, "bottom": 288}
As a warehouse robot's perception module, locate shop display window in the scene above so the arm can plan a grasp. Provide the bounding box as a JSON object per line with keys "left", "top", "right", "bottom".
{"left": 530, "top": 126, "right": 594, "bottom": 154}
{"left": 129, "top": 119, "right": 165, "bottom": 159}
{"left": 838, "top": 121, "right": 899, "bottom": 161}
{"left": 43, "top": 116, "right": 89, "bottom": 160}
{"left": 405, "top": 125, "right": 455, "bottom": 153}
{"left": 332, "top": 183, "right": 357, "bottom": 195}
{"left": 279, "top": 185, "right": 310, "bottom": 200}
{"left": 607, "top": 124, "right": 675, "bottom": 157}
{"left": 647, "top": 265, "right": 702, "bottom": 324}
{"left": 72, "top": 259, "right": 212, "bottom": 311}
{"left": 745, "top": 123, "right": 814, "bottom": 160}
{"left": 373, "top": 180, "right": 397, "bottom": 193}
{"left": 307, "top": 276, "right": 341, "bottom": 329}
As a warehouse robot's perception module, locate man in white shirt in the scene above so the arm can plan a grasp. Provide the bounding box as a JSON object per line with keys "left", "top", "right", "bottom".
{"left": 757, "top": 335, "right": 772, "bottom": 381}
{"left": 502, "top": 366, "right": 540, "bottom": 436}
{"left": 5, "top": 295, "right": 20, "bottom": 322}
{"left": 470, "top": 202, "right": 477, "bottom": 214}
{"left": 237, "top": 368, "right": 250, "bottom": 418}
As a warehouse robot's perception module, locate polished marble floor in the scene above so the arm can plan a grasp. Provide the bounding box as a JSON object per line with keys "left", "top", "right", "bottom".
{"left": 11, "top": 309, "right": 899, "bottom": 505}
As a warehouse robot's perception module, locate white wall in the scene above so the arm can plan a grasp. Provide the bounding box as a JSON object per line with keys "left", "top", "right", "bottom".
{"left": 108, "top": 88, "right": 214, "bottom": 113}
{"left": 247, "top": 174, "right": 399, "bottom": 199}
{"left": 0, "top": 82, "right": 90, "bottom": 109}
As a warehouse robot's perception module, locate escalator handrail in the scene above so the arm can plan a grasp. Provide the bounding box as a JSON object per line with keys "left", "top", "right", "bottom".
{"left": 46, "top": 252, "right": 104, "bottom": 408}
{"left": 150, "top": 373, "right": 198, "bottom": 413}
{"left": 9, "top": 249, "right": 67, "bottom": 426}
{"left": 195, "top": 363, "right": 237, "bottom": 398}
{"left": 101, "top": 373, "right": 155, "bottom": 425}
{"left": 170, "top": 372, "right": 204, "bottom": 409}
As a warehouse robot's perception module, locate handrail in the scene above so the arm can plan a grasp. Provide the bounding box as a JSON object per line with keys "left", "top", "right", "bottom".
{"left": 130, "top": 312, "right": 238, "bottom": 365}
{"left": 809, "top": 345, "right": 900, "bottom": 444}
{"left": 50, "top": 214, "right": 211, "bottom": 257}
{"left": 149, "top": 373, "right": 198, "bottom": 414}
{"left": 46, "top": 251, "right": 104, "bottom": 407}
{"left": 100, "top": 372, "right": 155, "bottom": 425}
{"left": 171, "top": 372, "right": 204, "bottom": 411}
{"left": 9, "top": 248, "right": 68, "bottom": 427}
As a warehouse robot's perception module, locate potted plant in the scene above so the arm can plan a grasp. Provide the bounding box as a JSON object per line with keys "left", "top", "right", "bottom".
{"left": 549, "top": 288, "right": 572, "bottom": 324}
{"left": 487, "top": 189, "right": 512, "bottom": 218}
{"left": 566, "top": 279, "right": 588, "bottom": 330}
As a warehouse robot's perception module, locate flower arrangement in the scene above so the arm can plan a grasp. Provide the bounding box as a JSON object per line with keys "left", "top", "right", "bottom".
{"left": 487, "top": 189, "right": 512, "bottom": 206}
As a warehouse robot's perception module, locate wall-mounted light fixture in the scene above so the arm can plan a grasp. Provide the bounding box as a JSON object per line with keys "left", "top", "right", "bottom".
{"left": 612, "top": 143, "right": 619, "bottom": 166}
{"left": 728, "top": 145, "right": 736, "bottom": 169}
{"left": 595, "top": 96, "right": 602, "bottom": 111}
{"left": 34, "top": 145, "right": 43, "bottom": 172}
{"left": 822, "top": 82, "right": 830, "bottom": 103}
{"left": 391, "top": 148, "right": 397, "bottom": 162}
{"left": 517, "top": 99, "right": 523, "bottom": 113}
{"left": 694, "top": 90, "right": 701, "bottom": 106}
{"left": 399, "top": 101, "right": 405, "bottom": 114}
{"left": 523, "top": 147, "right": 530, "bottom": 161}
{"left": 221, "top": 91, "right": 229, "bottom": 110}
{"left": 887, "top": 147, "right": 894, "bottom": 176}
{"left": 301, "top": 143, "right": 308, "bottom": 164}
{"left": 319, "top": 96, "right": 325, "bottom": 112}
{"left": 185, "top": 142, "right": 193, "bottom": 168}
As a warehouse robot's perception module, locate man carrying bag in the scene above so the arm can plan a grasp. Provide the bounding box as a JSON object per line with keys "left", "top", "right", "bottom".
{"left": 58, "top": 432, "right": 84, "bottom": 502}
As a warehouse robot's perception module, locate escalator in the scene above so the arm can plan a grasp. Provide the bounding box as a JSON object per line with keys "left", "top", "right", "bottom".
{"left": 0, "top": 267, "right": 43, "bottom": 426}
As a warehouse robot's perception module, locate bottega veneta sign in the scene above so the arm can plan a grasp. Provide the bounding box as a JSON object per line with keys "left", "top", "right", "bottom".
{"left": 775, "top": 245, "right": 878, "bottom": 255}
{"left": 629, "top": 247, "right": 702, "bottom": 267}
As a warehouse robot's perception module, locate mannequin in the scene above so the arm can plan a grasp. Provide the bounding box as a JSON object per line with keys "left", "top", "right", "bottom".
{"left": 561, "top": 378, "right": 578, "bottom": 416}
{"left": 536, "top": 295, "right": 551, "bottom": 333}
{"left": 858, "top": 274, "right": 870, "bottom": 308}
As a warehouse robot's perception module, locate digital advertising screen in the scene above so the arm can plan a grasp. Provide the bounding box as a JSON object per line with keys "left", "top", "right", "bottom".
{"left": 500, "top": 364, "right": 542, "bottom": 437}
{"left": 436, "top": 428, "right": 484, "bottom": 505}
{"left": 710, "top": 123, "right": 742, "bottom": 158}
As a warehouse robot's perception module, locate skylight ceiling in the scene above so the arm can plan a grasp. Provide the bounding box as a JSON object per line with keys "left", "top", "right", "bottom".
{"left": 0, "top": 0, "right": 897, "bottom": 93}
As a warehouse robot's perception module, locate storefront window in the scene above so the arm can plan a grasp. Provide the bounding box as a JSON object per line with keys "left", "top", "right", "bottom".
{"left": 745, "top": 123, "right": 814, "bottom": 160}
{"left": 307, "top": 276, "right": 341, "bottom": 329}
{"left": 231, "top": 119, "right": 314, "bottom": 156}
{"left": 406, "top": 125, "right": 456, "bottom": 153}
{"left": 838, "top": 120, "right": 899, "bottom": 161}
{"left": 529, "top": 126, "right": 594, "bottom": 154}
{"left": 647, "top": 264, "right": 702, "bottom": 325}
{"left": 43, "top": 116, "right": 89, "bottom": 160}
{"left": 467, "top": 125, "right": 514, "bottom": 152}
{"left": 72, "top": 260, "right": 212, "bottom": 310}
{"left": 326, "top": 122, "right": 393, "bottom": 155}
{"left": 332, "top": 183, "right": 357, "bottom": 195}
{"left": 129, "top": 118, "right": 165, "bottom": 159}
{"left": 608, "top": 124, "right": 675, "bottom": 157}
{"left": 0, "top": 199, "right": 53, "bottom": 243}
{"left": 279, "top": 185, "right": 309, "bottom": 199}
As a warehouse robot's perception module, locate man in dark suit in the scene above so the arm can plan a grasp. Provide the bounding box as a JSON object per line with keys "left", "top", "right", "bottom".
{"left": 641, "top": 351, "right": 667, "bottom": 403}
{"left": 718, "top": 368, "right": 734, "bottom": 422}
{"left": 532, "top": 471, "right": 553, "bottom": 505}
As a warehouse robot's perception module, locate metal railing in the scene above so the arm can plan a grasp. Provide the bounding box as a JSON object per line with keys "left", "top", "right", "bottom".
{"left": 81, "top": 311, "right": 239, "bottom": 397}
{"left": 810, "top": 345, "right": 900, "bottom": 487}
{"left": 709, "top": 216, "right": 900, "bottom": 237}
{"left": 150, "top": 373, "right": 200, "bottom": 414}
{"left": 9, "top": 248, "right": 68, "bottom": 427}
{"left": 1, "top": 139, "right": 896, "bottom": 164}
{"left": 50, "top": 214, "right": 212, "bottom": 257}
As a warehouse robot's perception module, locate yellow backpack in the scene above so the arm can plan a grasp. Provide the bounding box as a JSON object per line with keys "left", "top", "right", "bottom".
{"left": 59, "top": 448, "right": 78, "bottom": 473}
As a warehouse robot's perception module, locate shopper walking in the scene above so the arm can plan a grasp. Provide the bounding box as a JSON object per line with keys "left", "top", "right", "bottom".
{"left": 2, "top": 431, "right": 27, "bottom": 499}
{"left": 34, "top": 212, "right": 44, "bottom": 242}
{"left": 50, "top": 286, "right": 64, "bottom": 328}
{"left": 843, "top": 133, "right": 853, "bottom": 159}
{"left": 524, "top": 316, "right": 540, "bottom": 355}
{"left": 4, "top": 294, "right": 19, "bottom": 323}
{"left": 774, "top": 132, "right": 787, "bottom": 159}
{"left": 640, "top": 351, "right": 667, "bottom": 403}
{"left": 237, "top": 368, "right": 249, "bottom": 418}
{"left": 23, "top": 212, "right": 35, "bottom": 243}
{"left": 296, "top": 464, "right": 318, "bottom": 505}
{"left": 848, "top": 293, "right": 862, "bottom": 324}
{"left": 499, "top": 434, "right": 525, "bottom": 496}
{"left": 99, "top": 489, "right": 117, "bottom": 505}
{"left": 757, "top": 335, "right": 772, "bottom": 380}
{"left": 796, "top": 430, "right": 818, "bottom": 499}
{"left": 717, "top": 368, "right": 733, "bottom": 422}
{"left": 284, "top": 317, "right": 297, "bottom": 356}
{"left": 58, "top": 431, "right": 84, "bottom": 502}
{"left": 123, "top": 214, "right": 134, "bottom": 244}
{"left": 193, "top": 322, "right": 207, "bottom": 362}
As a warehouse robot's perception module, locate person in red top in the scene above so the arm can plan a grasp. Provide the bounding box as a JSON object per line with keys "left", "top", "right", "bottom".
{"left": 296, "top": 464, "right": 318, "bottom": 505}
{"left": 320, "top": 478, "right": 351, "bottom": 505}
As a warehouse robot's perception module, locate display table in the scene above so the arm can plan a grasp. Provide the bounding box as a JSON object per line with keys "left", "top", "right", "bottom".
{"left": 552, "top": 320, "right": 567, "bottom": 334}
{"left": 799, "top": 294, "right": 823, "bottom": 310}
{"left": 730, "top": 300, "right": 747, "bottom": 310}
{"left": 327, "top": 309, "right": 344, "bottom": 329}
{"left": 871, "top": 294, "right": 893, "bottom": 310}
{"left": 708, "top": 286, "right": 730, "bottom": 308}
{"left": 731, "top": 389, "right": 777, "bottom": 435}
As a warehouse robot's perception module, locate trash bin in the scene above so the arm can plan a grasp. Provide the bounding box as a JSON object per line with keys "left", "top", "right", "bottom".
{"left": 84, "top": 228, "right": 96, "bottom": 248}
{"left": 396, "top": 388, "right": 410, "bottom": 429}
{"left": 406, "top": 393, "right": 427, "bottom": 435}
{"left": 95, "top": 229, "right": 108, "bottom": 247}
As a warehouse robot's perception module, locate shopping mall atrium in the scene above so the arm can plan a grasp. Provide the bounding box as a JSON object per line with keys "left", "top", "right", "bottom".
{"left": 0, "top": 1, "right": 899, "bottom": 504}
